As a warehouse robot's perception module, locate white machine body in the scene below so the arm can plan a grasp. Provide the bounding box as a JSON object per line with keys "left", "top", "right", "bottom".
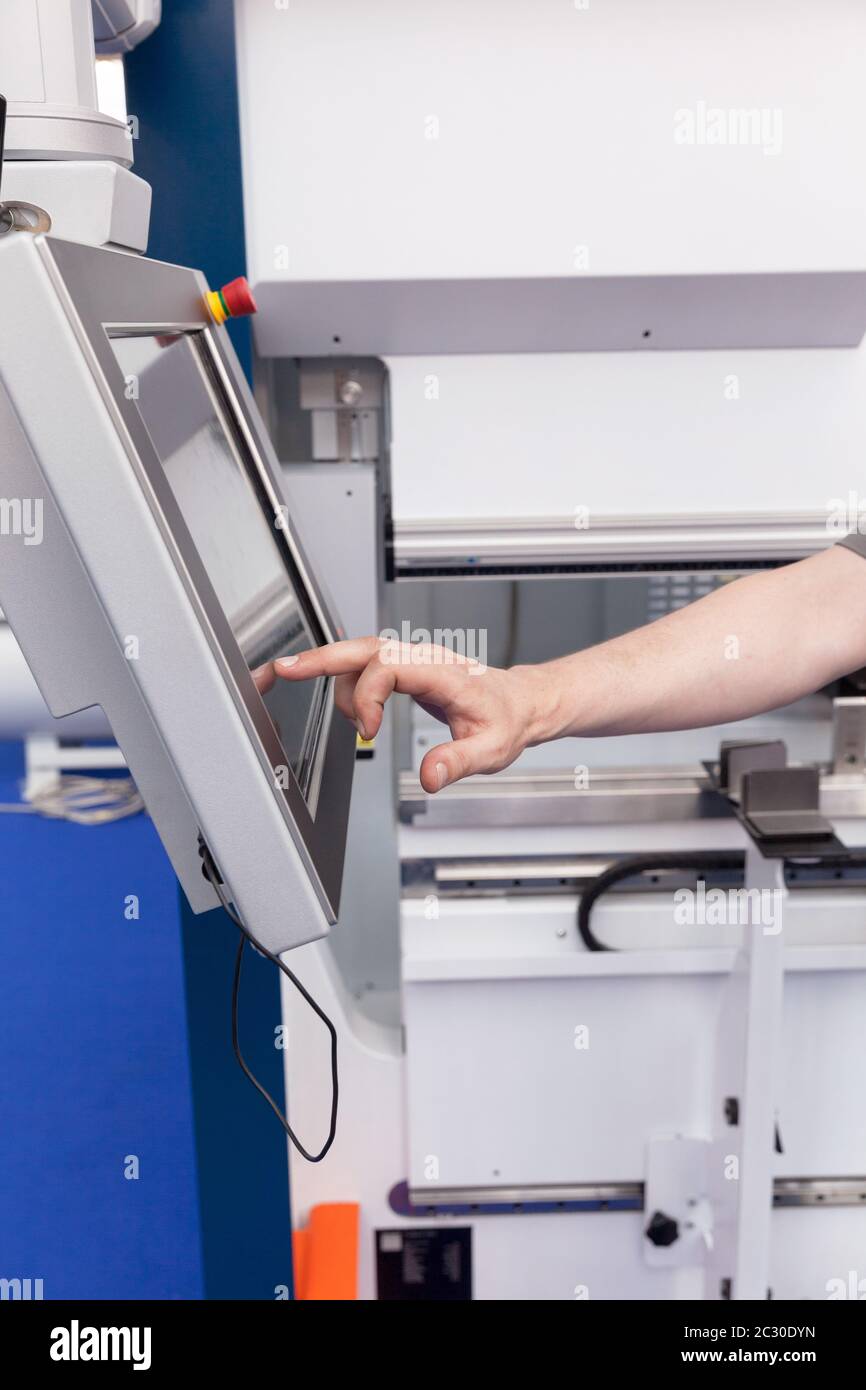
{"left": 0, "top": 0, "right": 151, "bottom": 250}
{"left": 232, "top": 0, "right": 866, "bottom": 1300}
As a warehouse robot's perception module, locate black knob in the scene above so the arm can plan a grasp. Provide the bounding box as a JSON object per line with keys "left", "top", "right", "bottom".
{"left": 645, "top": 1209, "right": 680, "bottom": 1247}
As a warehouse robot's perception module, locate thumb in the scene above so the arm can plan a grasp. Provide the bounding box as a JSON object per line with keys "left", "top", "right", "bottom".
{"left": 420, "top": 732, "right": 499, "bottom": 792}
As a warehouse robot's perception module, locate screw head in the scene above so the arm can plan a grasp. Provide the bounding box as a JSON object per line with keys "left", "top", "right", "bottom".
{"left": 339, "top": 378, "right": 363, "bottom": 406}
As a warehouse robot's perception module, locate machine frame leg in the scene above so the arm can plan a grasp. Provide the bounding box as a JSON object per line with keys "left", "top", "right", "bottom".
{"left": 707, "top": 845, "right": 785, "bottom": 1300}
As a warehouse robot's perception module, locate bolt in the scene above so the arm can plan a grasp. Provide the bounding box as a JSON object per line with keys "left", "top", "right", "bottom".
{"left": 339, "top": 378, "right": 363, "bottom": 406}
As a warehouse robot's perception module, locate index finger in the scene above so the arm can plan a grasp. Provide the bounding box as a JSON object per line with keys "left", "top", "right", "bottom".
{"left": 274, "top": 636, "right": 383, "bottom": 680}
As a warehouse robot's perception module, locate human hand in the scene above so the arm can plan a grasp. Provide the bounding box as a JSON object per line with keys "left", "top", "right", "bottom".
{"left": 274, "top": 637, "right": 556, "bottom": 792}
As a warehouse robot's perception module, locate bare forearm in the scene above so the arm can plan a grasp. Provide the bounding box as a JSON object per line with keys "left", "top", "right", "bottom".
{"left": 276, "top": 546, "right": 866, "bottom": 791}
{"left": 536, "top": 547, "right": 866, "bottom": 741}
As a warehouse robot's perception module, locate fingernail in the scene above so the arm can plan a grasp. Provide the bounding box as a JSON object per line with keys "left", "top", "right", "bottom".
{"left": 355, "top": 718, "right": 367, "bottom": 740}
{"left": 435, "top": 762, "right": 448, "bottom": 790}
{"left": 275, "top": 654, "right": 300, "bottom": 670}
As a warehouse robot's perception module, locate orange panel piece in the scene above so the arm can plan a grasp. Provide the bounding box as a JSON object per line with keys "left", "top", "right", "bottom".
{"left": 293, "top": 1203, "right": 359, "bottom": 1301}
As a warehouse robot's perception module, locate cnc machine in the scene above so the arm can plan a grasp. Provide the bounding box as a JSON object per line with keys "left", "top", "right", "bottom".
{"left": 2, "top": 0, "right": 866, "bottom": 1302}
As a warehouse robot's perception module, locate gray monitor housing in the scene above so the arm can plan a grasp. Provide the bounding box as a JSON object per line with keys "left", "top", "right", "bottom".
{"left": 0, "top": 234, "right": 355, "bottom": 953}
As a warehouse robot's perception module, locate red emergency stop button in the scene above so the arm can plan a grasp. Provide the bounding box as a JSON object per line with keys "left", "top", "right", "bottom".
{"left": 206, "top": 276, "right": 258, "bottom": 324}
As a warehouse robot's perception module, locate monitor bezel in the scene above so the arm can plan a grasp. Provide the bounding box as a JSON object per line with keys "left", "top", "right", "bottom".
{"left": 40, "top": 237, "right": 355, "bottom": 921}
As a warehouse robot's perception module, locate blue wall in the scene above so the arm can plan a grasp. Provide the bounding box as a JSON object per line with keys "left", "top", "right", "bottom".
{"left": 125, "top": 0, "right": 253, "bottom": 377}
{"left": 0, "top": 743, "right": 202, "bottom": 1299}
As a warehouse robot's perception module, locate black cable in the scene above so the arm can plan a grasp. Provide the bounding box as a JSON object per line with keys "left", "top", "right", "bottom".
{"left": 577, "top": 851, "right": 747, "bottom": 952}
{"left": 200, "top": 847, "right": 338, "bottom": 1163}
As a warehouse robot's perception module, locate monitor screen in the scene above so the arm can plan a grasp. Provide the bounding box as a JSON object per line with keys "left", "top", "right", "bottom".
{"left": 109, "top": 331, "right": 327, "bottom": 801}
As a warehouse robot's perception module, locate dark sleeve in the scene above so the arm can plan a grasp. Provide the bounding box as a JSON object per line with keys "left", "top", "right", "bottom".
{"left": 837, "top": 532, "right": 866, "bottom": 559}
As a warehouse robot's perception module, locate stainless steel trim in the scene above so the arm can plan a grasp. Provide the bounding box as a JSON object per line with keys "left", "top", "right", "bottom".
{"left": 433, "top": 858, "right": 614, "bottom": 884}
{"left": 403, "top": 855, "right": 741, "bottom": 898}
{"left": 401, "top": 766, "right": 722, "bottom": 827}
{"left": 773, "top": 1177, "right": 866, "bottom": 1207}
{"left": 407, "top": 1177, "right": 866, "bottom": 1209}
{"left": 392, "top": 513, "right": 839, "bottom": 578}
{"left": 409, "top": 1182, "right": 644, "bottom": 1207}
{"left": 400, "top": 766, "right": 866, "bottom": 828}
